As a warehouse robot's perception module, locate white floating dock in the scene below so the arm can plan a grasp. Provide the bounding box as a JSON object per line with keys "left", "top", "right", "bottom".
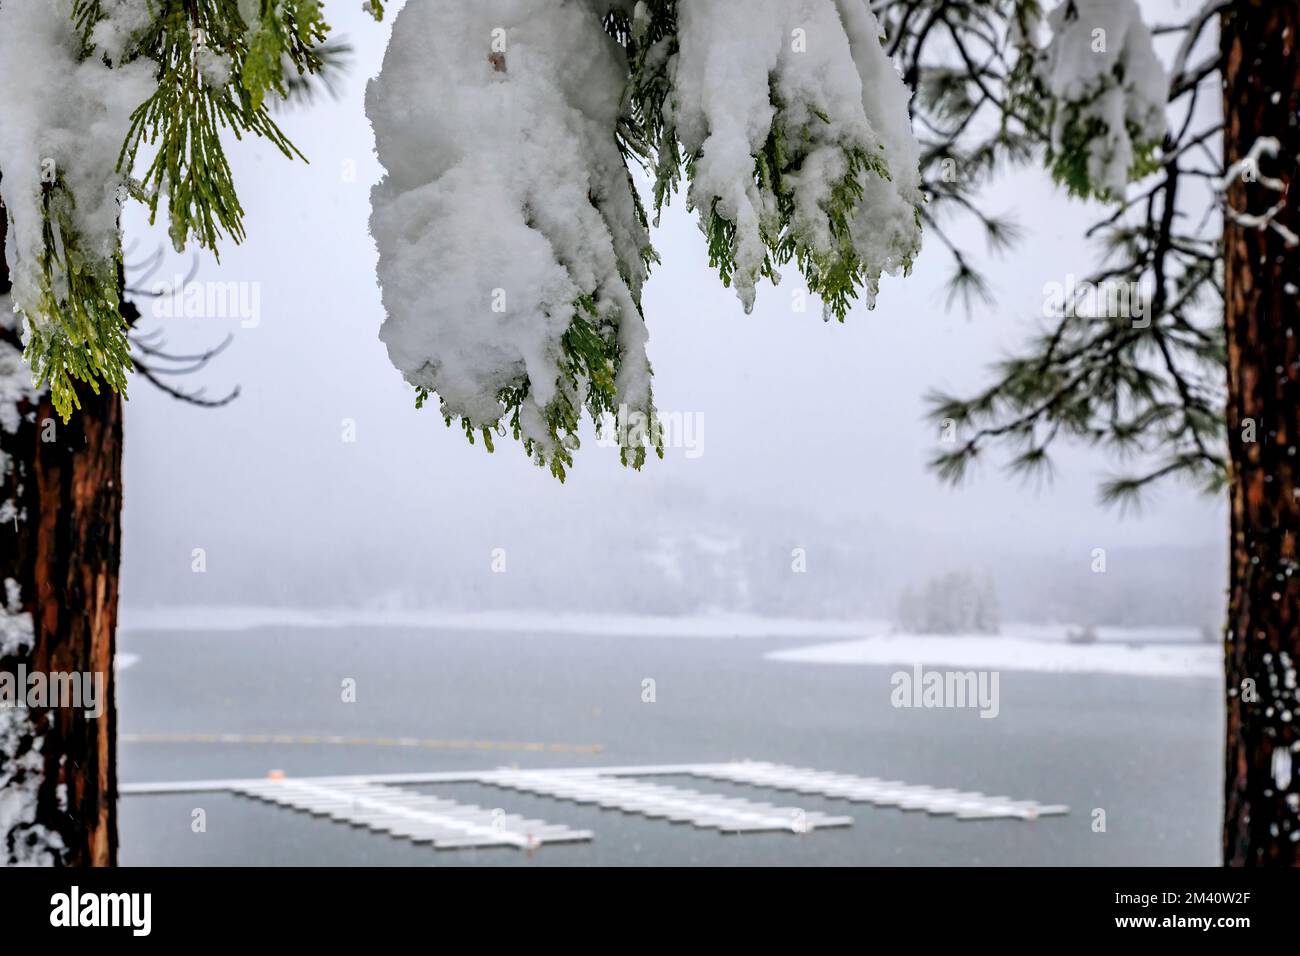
{"left": 478, "top": 768, "right": 852, "bottom": 833}
{"left": 122, "top": 760, "right": 1068, "bottom": 849}
{"left": 233, "top": 778, "right": 592, "bottom": 850}
{"left": 678, "top": 762, "right": 1070, "bottom": 820}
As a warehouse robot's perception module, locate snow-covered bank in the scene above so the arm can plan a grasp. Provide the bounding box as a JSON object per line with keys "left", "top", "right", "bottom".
{"left": 118, "top": 605, "right": 889, "bottom": 641}
{"left": 117, "top": 606, "right": 1218, "bottom": 676}
{"left": 766, "top": 635, "right": 1219, "bottom": 678}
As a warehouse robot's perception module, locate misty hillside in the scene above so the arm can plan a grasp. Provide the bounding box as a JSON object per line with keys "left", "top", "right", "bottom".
{"left": 122, "top": 479, "right": 1223, "bottom": 628}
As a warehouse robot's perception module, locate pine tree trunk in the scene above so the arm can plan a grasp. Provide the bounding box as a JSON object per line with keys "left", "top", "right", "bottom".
{"left": 1221, "top": 0, "right": 1300, "bottom": 866}
{"left": 1, "top": 195, "right": 121, "bottom": 866}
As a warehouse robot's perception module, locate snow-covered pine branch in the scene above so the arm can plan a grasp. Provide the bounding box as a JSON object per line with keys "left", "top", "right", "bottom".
{"left": 913, "top": 0, "right": 1220, "bottom": 500}
{"left": 1018, "top": 0, "right": 1168, "bottom": 200}
{"left": 0, "top": 0, "right": 338, "bottom": 420}
{"left": 0, "top": 0, "right": 1175, "bottom": 475}
{"left": 367, "top": 0, "right": 925, "bottom": 479}
{"left": 369, "top": 0, "right": 658, "bottom": 479}
{"left": 0, "top": 0, "right": 156, "bottom": 420}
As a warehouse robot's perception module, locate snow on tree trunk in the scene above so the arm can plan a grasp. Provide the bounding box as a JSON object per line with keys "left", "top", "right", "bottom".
{"left": 1220, "top": 0, "right": 1300, "bottom": 866}
{"left": 367, "top": 0, "right": 922, "bottom": 477}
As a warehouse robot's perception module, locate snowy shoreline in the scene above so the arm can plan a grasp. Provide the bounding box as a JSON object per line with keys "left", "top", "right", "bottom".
{"left": 117, "top": 606, "right": 1218, "bottom": 678}
{"left": 118, "top": 605, "right": 889, "bottom": 640}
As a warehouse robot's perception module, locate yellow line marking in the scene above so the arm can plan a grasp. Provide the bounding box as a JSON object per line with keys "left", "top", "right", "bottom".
{"left": 120, "top": 733, "right": 603, "bottom": 755}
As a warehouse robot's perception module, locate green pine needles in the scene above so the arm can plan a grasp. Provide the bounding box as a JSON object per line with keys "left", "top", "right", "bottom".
{"left": 618, "top": 5, "right": 908, "bottom": 324}
{"left": 419, "top": 296, "right": 661, "bottom": 484}
{"left": 27, "top": 170, "right": 133, "bottom": 418}
{"left": 1044, "top": 105, "right": 1162, "bottom": 202}
{"left": 760, "top": 126, "right": 900, "bottom": 323}
{"left": 26, "top": 0, "right": 336, "bottom": 420}
{"left": 1007, "top": 14, "right": 1164, "bottom": 204}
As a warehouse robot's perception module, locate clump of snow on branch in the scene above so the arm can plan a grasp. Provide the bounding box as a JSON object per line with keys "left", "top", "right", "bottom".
{"left": 87, "top": 0, "right": 154, "bottom": 64}
{"left": 1033, "top": 0, "right": 1167, "bottom": 199}
{"left": 367, "top": 0, "right": 923, "bottom": 474}
{"left": 368, "top": 0, "right": 653, "bottom": 476}
{"left": 831, "top": 0, "right": 925, "bottom": 297}
{"left": 0, "top": 0, "right": 153, "bottom": 311}
{"left": 0, "top": 0, "right": 154, "bottom": 401}
{"left": 666, "top": 0, "right": 922, "bottom": 313}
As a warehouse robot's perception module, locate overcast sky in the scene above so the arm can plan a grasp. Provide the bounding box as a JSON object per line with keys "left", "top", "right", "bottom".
{"left": 117, "top": 0, "right": 1225, "bottom": 612}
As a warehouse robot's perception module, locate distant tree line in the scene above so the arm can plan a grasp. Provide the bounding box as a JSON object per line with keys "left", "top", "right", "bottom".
{"left": 897, "top": 571, "right": 1000, "bottom": 635}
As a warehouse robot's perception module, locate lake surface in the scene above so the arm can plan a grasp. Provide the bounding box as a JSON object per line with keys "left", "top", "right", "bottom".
{"left": 117, "top": 624, "right": 1223, "bottom": 865}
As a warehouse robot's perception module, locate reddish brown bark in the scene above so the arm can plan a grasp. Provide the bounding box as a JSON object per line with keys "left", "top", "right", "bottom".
{"left": 1221, "top": 0, "right": 1300, "bottom": 866}
{"left": 1, "top": 193, "right": 121, "bottom": 866}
